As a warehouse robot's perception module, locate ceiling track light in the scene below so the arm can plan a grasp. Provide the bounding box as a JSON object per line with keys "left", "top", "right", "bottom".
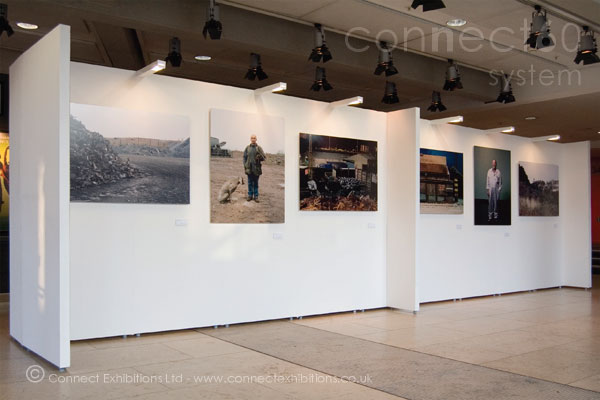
{"left": 203, "top": 0, "right": 222, "bottom": 40}
{"left": 382, "top": 81, "right": 399, "bottom": 104}
{"left": 0, "top": 3, "right": 14, "bottom": 38}
{"left": 410, "top": 0, "right": 446, "bottom": 12}
{"left": 427, "top": 91, "right": 447, "bottom": 112}
{"left": 497, "top": 75, "right": 516, "bottom": 104}
{"left": 575, "top": 26, "right": 600, "bottom": 65}
{"left": 374, "top": 42, "right": 398, "bottom": 77}
{"left": 164, "top": 37, "right": 182, "bottom": 67}
{"left": 443, "top": 59, "right": 463, "bottom": 91}
{"left": 310, "top": 67, "right": 333, "bottom": 92}
{"left": 308, "top": 23, "right": 332, "bottom": 63}
{"left": 526, "top": 5, "right": 554, "bottom": 50}
{"left": 244, "top": 53, "right": 268, "bottom": 81}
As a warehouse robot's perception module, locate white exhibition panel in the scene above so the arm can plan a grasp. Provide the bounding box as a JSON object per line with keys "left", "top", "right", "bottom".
{"left": 561, "top": 141, "right": 592, "bottom": 288}
{"left": 69, "top": 63, "right": 390, "bottom": 340}
{"left": 9, "top": 25, "right": 71, "bottom": 367}
{"left": 386, "top": 109, "right": 420, "bottom": 312}
{"left": 418, "top": 122, "right": 591, "bottom": 303}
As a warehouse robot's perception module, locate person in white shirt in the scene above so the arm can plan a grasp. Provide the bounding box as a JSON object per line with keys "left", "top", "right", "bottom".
{"left": 486, "top": 159, "right": 502, "bottom": 222}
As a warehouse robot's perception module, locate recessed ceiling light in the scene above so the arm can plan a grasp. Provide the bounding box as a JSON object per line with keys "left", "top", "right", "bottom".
{"left": 446, "top": 19, "right": 467, "bottom": 27}
{"left": 525, "top": 116, "right": 537, "bottom": 120}
{"left": 194, "top": 55, "right": 212, "bottom": 61}
{"left": 16, "top": 22, "right": 38, "bottom": 30}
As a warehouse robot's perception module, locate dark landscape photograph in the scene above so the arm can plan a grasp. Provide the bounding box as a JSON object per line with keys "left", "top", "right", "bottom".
{"left": 70, "top": 103, "right": 190, "bottom": 204}
{"left": 519, "top": 161, "right": 559, "bottom": 217}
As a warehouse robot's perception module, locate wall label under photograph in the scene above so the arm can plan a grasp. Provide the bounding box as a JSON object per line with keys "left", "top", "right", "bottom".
{"left": 209, "top": 109, "right": 285, "bottom": 224}
{"left": 70, "top": 103, "right": 190, "bottom": 204}
{"left": 299, "top": 133, "right": 377, "bottom": 211}
{"left": 474, "top": 146, "right": 511, "bottom": 225}
{"left": 420, "top": 148, "right": 463, "bottom": 214}
{"left": 519, "top": 161, "right": 559, "bottom": 217}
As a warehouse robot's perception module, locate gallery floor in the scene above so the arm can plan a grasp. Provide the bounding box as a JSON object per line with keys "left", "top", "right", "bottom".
{"left": 1, "top": 276, "right": 599, "bottom": 399}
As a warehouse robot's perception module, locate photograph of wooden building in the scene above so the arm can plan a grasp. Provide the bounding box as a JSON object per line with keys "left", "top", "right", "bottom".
{"left": 420, "top": 148, "right": 463, "bottom": 214}
{"left": 299, "top": 133, "right": 377, "bottom": 211}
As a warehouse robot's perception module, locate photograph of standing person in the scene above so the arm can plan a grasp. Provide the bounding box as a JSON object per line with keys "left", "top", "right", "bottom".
{"left": 474, "top": 146, "right": 511, "bottom": 225}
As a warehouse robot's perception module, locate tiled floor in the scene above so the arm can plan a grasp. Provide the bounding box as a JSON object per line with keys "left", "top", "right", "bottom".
{"left": 0, "top": 276, "right": 598, "bottom": 399}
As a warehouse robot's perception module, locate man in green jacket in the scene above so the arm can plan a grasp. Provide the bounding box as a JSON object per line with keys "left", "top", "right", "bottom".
{"left": 243, "top": 134, "right": 266, "bottom": 202}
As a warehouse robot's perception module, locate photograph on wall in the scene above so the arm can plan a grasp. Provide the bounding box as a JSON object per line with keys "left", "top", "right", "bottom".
{"left": 70, "top": 103, "right": 190, "bottom": 204}
{"left": 299, "top": 133, "right": 377, "bottom": 211}
{"left": 0, "top": 132, "right": 8, "bottom": 231}
{"left": 474, "top": 146, "right": 511, "bottom": 225}
{"left": 210, "top": 109, "right": 285, "bottom": 224}
{"left": 519, "top": 161, "right": 559, "bottom": 216}
{"left": 420, "top": 148, "right": 463, "bottom": 214}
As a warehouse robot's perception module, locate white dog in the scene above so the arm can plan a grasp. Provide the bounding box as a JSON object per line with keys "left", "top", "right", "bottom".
{"left": 218, "top": 176, "right": 245, "bottom": 203}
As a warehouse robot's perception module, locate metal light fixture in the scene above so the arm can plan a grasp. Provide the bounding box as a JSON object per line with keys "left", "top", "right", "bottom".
{"left": 427, "top": 91, "right": 447, "bottom": 112}
{"left": 244, "top": 53, "right": 268, "bottom": 81}
{"left": 443, "top": 59, "right": 463, "bottom": 91}
{"left": 203, "top": 0, "right": 222, "bottom": 40}
{"left": 374, "top": 42, "right": 398, "bottom": 77}
{"left": 575, "top": 26, "right": 600, "bottom": 65}
{"left": 411, "top": 0, "right": 446, "bottom": 12}
{"left": 496, "top": 75, "right": 516, "bottom": 104}
{"left": 0, "top": 4, "right": 14, "bottom": 37}
{"left": 164, "top": 37, "right": 182, "bottom": 67}
{"left": 310, "top": 67, "right": 333, "bottom": 91}
{"left": 308, "top": 23, "right": 332, "bottom": 63}
{"left": 526, "top": 5, "right": 554, "bottom": 50}
{"left": 382, "top": 81, "right": 399, "bottom": 104}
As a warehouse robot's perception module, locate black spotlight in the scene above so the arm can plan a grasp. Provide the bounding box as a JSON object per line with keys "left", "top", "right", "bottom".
{"left": 203, "top": 0, "right": 222, "bottom": 40}
{"left": 575, "top": 26, "right": 600, "bottom": 65}
{"left": 374, "top": 42, "right": 398, "bottom": 77}
{"left": 427, "top": 91, "right": 447, "bottom": 112}
{"left": 310, "top": 67, "right": 333, "bottom": 91}
{"left": 245, "top": 53, "right": 268, "bottom": 81}
{"left": 164, "top": 37, "right": 182, "bottom": 67}
{"left": 443, "top": 59, "right": 463, "bottom": 91}
{"left": 382, "top": 81, "right": 399, "bottom": 104}
{"left": 308, "top": 23, "right": 332, "bottom": 63}
{"left": 496, "top": 75, "right": 516, "bottom": 104}
{"left": 411, "top": 0, "right": 446, "bottom": 12}
{"left": 0, "top": 4, "right": 14, "bottom": 38}
{"left": 525, "top": 5, "right": 554, "bottom": 50}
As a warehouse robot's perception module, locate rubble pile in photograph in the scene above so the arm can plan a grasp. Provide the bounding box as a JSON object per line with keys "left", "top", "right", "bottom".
{"left": 111, "top": 137, "right": 190, "bottom": 158}
{"left": 70, "top": 117, "right": 143, "bottom": 189}
{"left": 300, "top": 195, "right": 377, "bottom": 211}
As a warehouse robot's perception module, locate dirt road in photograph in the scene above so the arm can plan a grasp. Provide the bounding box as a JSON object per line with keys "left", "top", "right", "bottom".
{"left": 71, "top": 154, "right": 189, "bottom": 204}
{"left": 211, "top": 152, "right": 284, "bottom": 223}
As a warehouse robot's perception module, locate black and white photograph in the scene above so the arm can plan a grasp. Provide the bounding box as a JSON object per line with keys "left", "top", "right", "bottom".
{"left": 519, "top": 161, "right": 559, "bottom": 216}
{"left": 70, "top": 103, "right": 190, "bottom": 204}
{"left": 299, "top": 133, "right": 377, "bottom": 211}
{"left": 210, "top": 109, "right": 285, "bottom": 224}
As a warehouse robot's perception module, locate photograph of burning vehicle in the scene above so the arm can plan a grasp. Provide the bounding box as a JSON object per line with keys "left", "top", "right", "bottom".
{"left": 299, "top": 133, "right": 377, "bottom": 211}
{"left": 70, "top": 103, "right": 190, "bottom": 204}
{"left": 210, "top": 109, "right": 285, "bottom": 224}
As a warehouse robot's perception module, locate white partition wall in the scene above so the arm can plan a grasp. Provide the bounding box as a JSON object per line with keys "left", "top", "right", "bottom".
{"left": 418, "top": 121, "right": 591, "bottom": 303}
{"left": 9, "top": 25, "right": 71, "bottom": 368}
{"left": 69, "top": 63, "right": 389, "bottom": 340}
{"left": 386, "top": 108, "right": 420, "bottom": 312}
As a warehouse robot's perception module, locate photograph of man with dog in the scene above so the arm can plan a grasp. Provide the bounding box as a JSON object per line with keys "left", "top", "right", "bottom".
{"left": 210, "top": 109, "right": 285, "bottom": 224}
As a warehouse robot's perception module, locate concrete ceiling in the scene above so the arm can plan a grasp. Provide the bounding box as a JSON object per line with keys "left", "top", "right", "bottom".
{"left": 0, "top": 0, "right": 599, "bottom": 143}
